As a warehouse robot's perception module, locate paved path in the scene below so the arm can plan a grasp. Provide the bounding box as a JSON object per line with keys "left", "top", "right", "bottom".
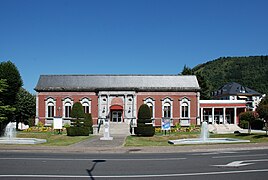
{"left": 70, "top": 135, "right": 126, "bottom": 148}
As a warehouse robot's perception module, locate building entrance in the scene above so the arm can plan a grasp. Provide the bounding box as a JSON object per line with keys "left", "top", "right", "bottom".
{"left": 111, "top": 111, "right": 122, "bottom": 123}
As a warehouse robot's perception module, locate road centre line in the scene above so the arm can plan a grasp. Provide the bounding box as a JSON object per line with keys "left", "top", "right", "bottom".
{"left": 212, "top": 154, "right": 267, "bottom": 159}
{"left": 1, "top": 169, "right": 268, "bottom": 178}
{"left": 0, "top": 157, "right": 186, "bottom": 161}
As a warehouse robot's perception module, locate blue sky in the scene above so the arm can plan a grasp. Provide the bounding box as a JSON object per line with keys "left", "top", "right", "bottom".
{"left": 1, "top": 0, "right": 268, "bottom": 93}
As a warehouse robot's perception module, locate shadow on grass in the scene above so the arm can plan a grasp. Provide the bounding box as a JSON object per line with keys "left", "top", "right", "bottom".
{"left": 252, "top": 134, "right": 268, "bottom": 139}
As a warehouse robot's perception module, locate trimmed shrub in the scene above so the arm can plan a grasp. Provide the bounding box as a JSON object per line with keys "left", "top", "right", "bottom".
{"left": 66, "top": 127, "right": 90, "bottom": 136}
{"left": 251, "top": 119, "right": 264, "bottom": 130}
{"left": 134, "top": 104, "right": 155, "bottom": 136}
{"left": 70, "top": 102, "right": 85, "bottom": 120}
{"left": 138, "top": 104, "right": 151, "bottom": 119}
{"left": 84, "top": 113, "right": 93, "bottom": 134}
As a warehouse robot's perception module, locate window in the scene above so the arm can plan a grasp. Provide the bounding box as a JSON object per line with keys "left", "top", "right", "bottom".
{"left": 80, "top": 98, "right": 91, "bottom": 114}
{"left": 45, "top": 97, "right": 56, "bottom": 118}
{"left": 144, "top": 97, "right": 155, "bottom": 118}
{"left": 47, "top": 102, "right": 55, "bottom": 118}
{"left": 147, "top": 102, "right": 153, "bottom": 118}
{"left": 163, "top": 103, "right": 171, "bottom": 118}
{"left": 162, "top": 97, "right": 173, "bottom": 118}
{"left": 180, "top": 98, "right": 190, "bottom": 119}
{"left": 62, "top": 97, "right": 73, "bottom": 118}
{"left": 64, "top": 102, "right": 72, "bottom": 118}
{"left": 181, "top": 102, "right": 189, "bottom": 118}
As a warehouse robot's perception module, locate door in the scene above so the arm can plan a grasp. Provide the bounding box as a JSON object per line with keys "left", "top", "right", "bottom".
{"left": 111, "top": 111, "right": 122, "bottom": 122}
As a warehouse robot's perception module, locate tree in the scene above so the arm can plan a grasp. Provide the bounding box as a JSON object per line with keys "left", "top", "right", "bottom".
{"left": 0, "top": 61, "right": 23, "bottom": 107}
{"left": 181, "top": 65, "right": 194, "bottom": 75}
{"left": 256, "top": 104, "right": 268, "bottom": 136}
{"left": 15, "top": 88, "right": 36, "bottom": 129}
{"left": 134, "top": 104, "right": 155, "bottom": 136}
{"left": 0, "top": 79, "right": 15, "bottom": 135}
{"left": 180, "top": 65, "right": 210, "bottom": 99}
{"left": 239, "top": 111, "right": 259, "bottom": 134}
{"left": 67, "top": 102, "right": 90, "bottom": 136}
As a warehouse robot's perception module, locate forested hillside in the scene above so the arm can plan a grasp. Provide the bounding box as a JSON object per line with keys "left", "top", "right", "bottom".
{"left": 191, "top": 56, "right": 268, "bottom": 96}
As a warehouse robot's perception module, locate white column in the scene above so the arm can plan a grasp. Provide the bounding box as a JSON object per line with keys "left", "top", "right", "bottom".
{"left": 212, "top": 107, "right": 215, "bottom": 124}
{"left": 234, "top": 107, "right": 237, "bottom": 125}
{"left": 124, "top": 94, "right": 127, "bottom": 120}
{"left": 197, "top": 92, "right": 200, "bottom": 124}
{"left": 35, "top": 93, "right": 39, "bottom": 125}
{"left": 223, "top": 107, "right": 226, "bottom": 124}
{"left": 200, "top": 107, "right": 203, "bottom": 124}
{"left": 133, "top": 94, "right": 137, "bottom": 124}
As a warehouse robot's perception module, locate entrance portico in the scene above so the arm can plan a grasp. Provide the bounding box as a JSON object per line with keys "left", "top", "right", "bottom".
{"left": 200, "top": 100, "right": 246, "bottom": 125}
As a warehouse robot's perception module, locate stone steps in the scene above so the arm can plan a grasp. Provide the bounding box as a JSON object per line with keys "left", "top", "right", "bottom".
{"left": 98, "top": 122, "right": 130, "bottom": 136}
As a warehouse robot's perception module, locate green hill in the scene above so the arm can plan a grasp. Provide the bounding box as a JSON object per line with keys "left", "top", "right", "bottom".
{"left": 192, "top": 56, "right": 268, "bottom": 96}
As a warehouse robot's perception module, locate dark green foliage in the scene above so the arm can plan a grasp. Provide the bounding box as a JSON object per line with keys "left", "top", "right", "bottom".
{"left": 0, "top": 61, "right": 23, "bottom": 106}
{"left": 239, "top": 111, "right": 259, "bottom": 134}
{"left": 84, "top": 113, "right": 93, "bottom": 134}
{"left": 135, "top": 104, "right": 155, "bottom": 136}
{"left": 256, "top": 104, "right": 268, "bottom": 135}
{"left": 251, "top": 119, "right": 264, "bottom": 130}
{"left": 180, "top": 65, "right": 210, "bottom": 99}
{"left": 67, "top": 102, "right": 91, "bottom": 136}
{"left": 66, "top": 127, "right": 90, "bottom": 136}
{"left": 191, "top": 56, "right": 268, "bottom": 97}
{"left": 239, "top": 120, "right": 248, "bottom": 129}
{"left": 15, "top": 88, "right": 36, "bottom": 129}
{"left": 70, "top": 102, "right": 84, "bottom": 119}
{"left": 138, "top": 104, "right": 152, "bottom": 119}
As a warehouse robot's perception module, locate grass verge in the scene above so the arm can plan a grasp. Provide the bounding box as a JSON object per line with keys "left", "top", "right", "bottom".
{"left": 16, "top": 132, "right": 93, "bottom": 146}
{"left": 125, "top": 132, "right": 268, "bottom": 146}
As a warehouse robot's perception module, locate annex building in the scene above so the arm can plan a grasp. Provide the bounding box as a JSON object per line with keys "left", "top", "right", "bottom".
{"left": 34, "top": 75, "right": 247, "bottom": 132}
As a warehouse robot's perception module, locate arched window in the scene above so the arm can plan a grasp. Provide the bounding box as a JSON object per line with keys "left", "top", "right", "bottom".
{"left": 162, "top": 97, "right": 173, "bottom": 118}
{"left": 180, "top": 98, "right": 190, "bottom": 118}
{"left": 62, "top": 98, "right": 73, "bottom": 118}
{"left": 181, "top": 102, "right": 189, "bottom": 118}
{"left": 80, "top": 98, "right": 91, "bottom": 114}
{"left": 144, "top": 97, "right": 155, "bottom": 118}
{"left": 45, "top": 97, "right": 56, "bottom": 118}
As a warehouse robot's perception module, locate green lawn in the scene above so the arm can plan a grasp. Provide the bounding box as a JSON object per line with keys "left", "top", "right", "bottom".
{"left": 125, "top": 132, "right": 268, "bottom": 146}
{"left": 16, "top": 132, "right": 94, "bottom": 146}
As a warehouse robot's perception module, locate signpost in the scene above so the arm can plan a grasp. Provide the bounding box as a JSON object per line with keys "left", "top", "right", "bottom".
{"left": 53, "top": 117, "right": 63, "bottom": 134}
{"left": 161, "top": 118, "right": 171, "bottom": 135}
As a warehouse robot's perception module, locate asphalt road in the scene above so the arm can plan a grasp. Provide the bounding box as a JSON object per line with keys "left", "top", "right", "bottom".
{"left": 0, "top": 149, "right": 268, "bottom": 179}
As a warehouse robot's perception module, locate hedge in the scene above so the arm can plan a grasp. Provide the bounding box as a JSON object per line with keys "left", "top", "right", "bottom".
{"left": 66, "top": 127, "right": 90, "bottom": 136}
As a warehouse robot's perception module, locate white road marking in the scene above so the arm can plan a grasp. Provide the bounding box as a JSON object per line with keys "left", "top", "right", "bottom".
{"left": 0, "top": 157, "right": 186, "bottom": 161}
{"left": 212, "top": 159, "right": 268, "bottom": 167}
{"left": 191, "top": 151, "right": 249, "bottom": 156}
{"left": 1, "top": 169, "right": 268, "bottom": 178}
{"left": 212, "top": 153, "right": 267, "bottom": 159}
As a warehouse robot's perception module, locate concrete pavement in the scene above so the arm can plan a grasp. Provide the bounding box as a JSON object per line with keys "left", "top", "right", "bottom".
{"left": 1, "top": 134, "right": 268, "bottom": 154}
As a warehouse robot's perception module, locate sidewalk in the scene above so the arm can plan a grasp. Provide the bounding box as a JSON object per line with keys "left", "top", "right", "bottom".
{"left": 1, "top": 137, "right": 268, "bottom": 154}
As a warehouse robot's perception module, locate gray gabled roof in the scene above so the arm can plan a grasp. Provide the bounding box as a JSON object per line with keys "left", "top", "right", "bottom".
{"left": 35, "top": 75, "right": 200, "bottom": 92}
{"left": 214, "top": 82, "right": 262, "bottom": 96}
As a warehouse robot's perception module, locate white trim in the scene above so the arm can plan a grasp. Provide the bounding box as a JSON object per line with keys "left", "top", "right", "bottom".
{"left": 80, "top": 97, "right": 91, "bottom": 114}
{"left": 62, "top": 98, "right": 73, "bottom": 118}
{"left": 200, "top": 100, "right": 246, "bottom": 104}
{"left": 162, "top": 97, "right": 173, "bottom": 118}
{"left": 180, "top": 98, "right": 191, "bottom": 119}
{"left": 45, "top": 97, "right": 56, "bottom": 118}
{"left": 144, "top": 97, "right": 155, "bottom": 119}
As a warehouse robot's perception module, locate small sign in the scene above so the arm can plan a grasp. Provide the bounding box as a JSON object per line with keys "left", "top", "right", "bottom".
{"left": 53, "top": 117, "right": 63, "bottom": 129}
{"left": 161, "top": 118, "right": 171, "bottom": 130}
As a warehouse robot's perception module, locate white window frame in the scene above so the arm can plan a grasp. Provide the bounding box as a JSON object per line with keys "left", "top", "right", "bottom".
{"left": 62, "top": 98, "right": 73, "bottom": 118}
{"left": 144, "top": 97, "right": 155, "bottom": 119}
{"left": 180, "top": 98, "right": 191, "bottom": 119}
{"left": 80, "top": 97, "right": 91, "bottom": 114}
{"left": 45, "top": 97, "right": 56, "bottom": 119}
{"left": 162, "top": 97, "right": 173, "bottom": 118}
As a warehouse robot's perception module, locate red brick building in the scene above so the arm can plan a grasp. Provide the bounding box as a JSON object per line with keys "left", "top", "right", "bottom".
{"left": 34, "top": 75, "right": 201, "bottom": 127}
